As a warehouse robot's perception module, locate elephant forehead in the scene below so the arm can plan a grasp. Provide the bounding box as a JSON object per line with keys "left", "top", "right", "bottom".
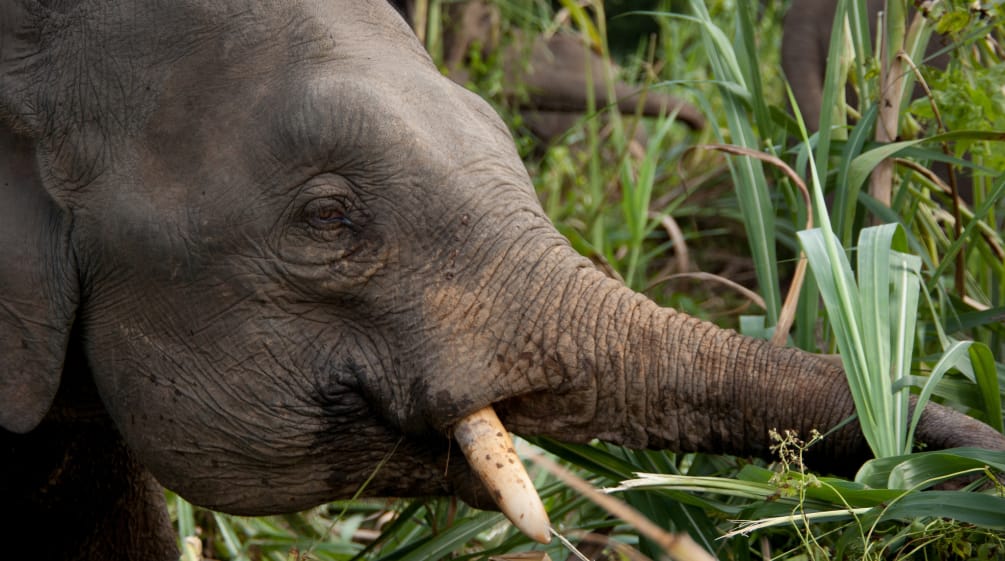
{"left": 266, "top": 76, "right": 517, "bottom": 179}
{"left": 30, "top": 0, "right": 420, "bottom": 173}
{"left": 122, "top": 7, "right": 508, "bottom": 185}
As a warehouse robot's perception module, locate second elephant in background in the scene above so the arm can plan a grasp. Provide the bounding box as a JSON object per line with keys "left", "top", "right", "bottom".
{"left": 393, "top": 0, "right": 705, "bottom": 144}
{"left": 781, "top": 0, "right": 952, "bottom": 130}
{"left": 781, "top": 0, "right": 971, "bottom": 202}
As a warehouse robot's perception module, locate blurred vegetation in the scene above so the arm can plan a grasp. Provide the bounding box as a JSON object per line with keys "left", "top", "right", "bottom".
{"left": 172, "top": 1, "right": 1005, "bottom": 559}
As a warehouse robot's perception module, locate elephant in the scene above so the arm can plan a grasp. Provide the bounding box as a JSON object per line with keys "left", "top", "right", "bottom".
{"left": 1, "top": 1, "right": 1002, "bottom": 560}
{"left": 782, "top": 0, "right": 972, "bottom": 212}
{"left": 392, "top": 0, "right": 706, "bottom": 144}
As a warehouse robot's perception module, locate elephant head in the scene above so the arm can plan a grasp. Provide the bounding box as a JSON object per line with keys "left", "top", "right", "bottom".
{"left": 1, "top": 1, "right": 1001, "bottom": 559}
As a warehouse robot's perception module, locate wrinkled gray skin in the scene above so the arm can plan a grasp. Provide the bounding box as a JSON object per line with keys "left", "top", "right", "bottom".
{"left": 1, "top": 2, "right": 1002, "bottom": 560}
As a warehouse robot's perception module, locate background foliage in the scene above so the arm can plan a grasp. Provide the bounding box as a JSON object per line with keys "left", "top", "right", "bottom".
{"left": 172, "top": 1, "right": 1005, "bottom": 559}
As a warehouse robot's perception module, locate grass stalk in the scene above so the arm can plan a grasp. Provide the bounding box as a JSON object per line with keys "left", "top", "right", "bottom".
{"left": 686, "top": 0, "right": 781, "bottom": 324}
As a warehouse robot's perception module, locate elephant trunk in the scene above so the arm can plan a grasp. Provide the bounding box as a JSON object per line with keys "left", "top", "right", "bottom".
{"left": 494, "top": 262, "right": 1005, "bottom": 471}
{"left": 495, "top": 264, "right": 873, "bottom": 471}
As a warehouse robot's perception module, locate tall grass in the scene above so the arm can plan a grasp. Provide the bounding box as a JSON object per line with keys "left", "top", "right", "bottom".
{"left": 687, "top": 0, "right": 783, "bottom": 327}
{"left": 173, "top": 1, "right": 1005, "bottom": 559}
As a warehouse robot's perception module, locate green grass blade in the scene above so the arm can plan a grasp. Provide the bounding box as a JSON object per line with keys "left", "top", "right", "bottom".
{"left": 857, "top": 447, "right": 1005, "bottom": 490}
{"left": 736, "top": 0, "right": 775, "bottom": 144}
{"left": 376, "top": 512, "right": 504, "bottom": 561}
{"left": 857, "top": 224, "right": 921, "bottom": 454}
{"left": 687, "top": 0, "right": 781, "bottom": 323}
{"left": 798, "top": 229, "right": 879, "bottom": 447}
{"left": 927, "top": 170, "right": 1005, "bottom": 289}
{"left": 808, "top": 0, "right": 860, "bottom": 186}
{"left": 879, "top": 491, "right": 1005, "bottom": 529}
{"left": 175, "top": 494, "right": 197, "bottom": 548}
{"left": 621, "top": 114, "right": 680, "bottom": 289}
{"left": 801, "top": 220, "right": 926, "bottom": 459}
{"left": 211, "top": 512, "right": 254, "bottom": 561}
{"left": 970, "top": 343, "right": 1004, "bottom": 432}
{"left": 834, "top": 104, "right": 879, "bottom": 244}
{"left": 847, "top": 131, "right": 1005, "bottom": 204}
{"left": 613, "top": 473, "right": 777, "bottom": 500}
{"left": 907, "top": 341, "right": 983, "bottom": 448}
{"left": 857, "top": 225, "right": 898, "bottom": 393}
{"left": 930, "top": 340, "right": 1005, "bottom": 432}
{"left": 888, "top": 249, "right": 921, "bottom": 453}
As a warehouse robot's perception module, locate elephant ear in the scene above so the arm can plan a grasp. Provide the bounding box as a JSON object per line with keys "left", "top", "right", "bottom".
{"left": 1, "top": 1, "right": 41, "bottom": 132}
{"left": 1, "top": 1, "right": 78, "bottom": 434}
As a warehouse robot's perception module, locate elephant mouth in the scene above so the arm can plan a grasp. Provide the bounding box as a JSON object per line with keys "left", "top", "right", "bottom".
{"left": 453, "top": 406, "right": 551, "bottom": 544}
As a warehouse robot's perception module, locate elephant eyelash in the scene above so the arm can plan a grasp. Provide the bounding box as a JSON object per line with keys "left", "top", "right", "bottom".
{"left": 304, "top": 198, "right": 357, "bottom": 231}
{"left": 311, "top": 208, "right": 353, "bottom": 228}
{"left": 303, "top": 198, "right": 371, "bottom": 235}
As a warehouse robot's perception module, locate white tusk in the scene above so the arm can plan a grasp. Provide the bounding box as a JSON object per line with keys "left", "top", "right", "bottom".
{"left": 453, "top": 406, "right": 551, "bottom": 544}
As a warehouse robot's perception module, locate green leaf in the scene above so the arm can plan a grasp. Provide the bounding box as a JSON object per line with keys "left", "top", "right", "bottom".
{"left": 377, "top": 512, "right": 504, "bottom": 561}
{"left": 927, "top": 171, "right": 1005, "bottom": 289}
{"left": 847, "top": 131, "right": 1005, "bottom": 200}
{"left": 212, "top": 513, "right": 254, "bottom": 561}
{"left": 857, "top": 447, "right": 1005, "bottom": 489}
{"left": 971, "top": 343, "right": 1004, "bottom": 433}
{"left": 880, "top": 491, "right": 1005, "bottom": 529}
{"left": 907, "top": 341, "right": 977, "bottom": 447}
{"left": 687, "top": 0, "right": 781, "bottom": 324}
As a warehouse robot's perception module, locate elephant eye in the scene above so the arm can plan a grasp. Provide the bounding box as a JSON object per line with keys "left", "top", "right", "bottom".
{"left": 305, "top": 198, "right": 355, "bottom": 230}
